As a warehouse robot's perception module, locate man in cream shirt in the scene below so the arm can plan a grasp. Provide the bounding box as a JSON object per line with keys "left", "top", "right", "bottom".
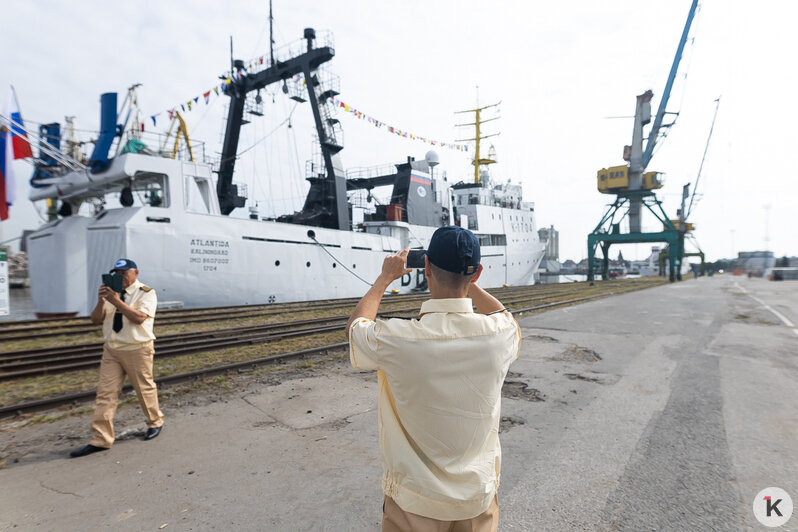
{"left": 348, "top": 226, "right": 521, "bottom": 531}
{"left": 70, "top": 258, "right": 164, "bottom": 458}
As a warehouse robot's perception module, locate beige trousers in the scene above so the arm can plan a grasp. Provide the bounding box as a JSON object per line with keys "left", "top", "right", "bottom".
{"left": 382, "top": 495, "right": 499, "bottom": 532}
{"left": 90, "top": 342, "right": 164, "bottom": 448}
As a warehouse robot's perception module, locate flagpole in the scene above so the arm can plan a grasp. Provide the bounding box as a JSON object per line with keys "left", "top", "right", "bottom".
{"left": 10, "top": 85, "right": 22, "bottom": 112}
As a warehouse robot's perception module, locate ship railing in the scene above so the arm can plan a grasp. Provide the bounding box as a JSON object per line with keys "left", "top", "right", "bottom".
{"left": 133, "top": 130, "right": 209, "bottom": 164}
{"left": 315, "top": 68, "right": 341, "bottom": 101}
{"left": 318, "top": 97, "right": 344, "bottom": 151}
{"left": 234, "top": 182, "right": 248, "bottom": 202}
{"left": 283, "top": 76, "right": 307, "bottom": 102}
{"left": 231, "top": 30, "right": 335, "bottom": 78}
{"left": 305, "top": 159, "right": 324, "bottom": 179}
{"left": 348, "top": 187, "right": 391, "bottom": 209}
{"left": 346, "top": 164, "right": 400, "bottom": 181}
{"left": 305, "top": 138, "right": 325, "bottom": 179}
{"left": 281, "top": 59, "right": 340, "bottom": 105}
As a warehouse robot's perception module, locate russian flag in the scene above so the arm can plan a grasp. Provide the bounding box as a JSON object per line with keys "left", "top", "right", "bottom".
{"left": 4, "top": 89, "right": 33, "bottom": 159}
{"left": 0, "top": 88, "right": 32, "bottom": 220}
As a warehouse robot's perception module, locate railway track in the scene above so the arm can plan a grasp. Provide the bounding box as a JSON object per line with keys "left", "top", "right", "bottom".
{"left": 0, "top": 280, "right": 648, "bottom": 342}
{"left": 0, "top": 279, "right": 664, "bottom": 418}
{"left": 0, "top": 280, "right": 657, "bottom": 380}
{"left": 0, "top": 298, "right": 366, "bottom": 341}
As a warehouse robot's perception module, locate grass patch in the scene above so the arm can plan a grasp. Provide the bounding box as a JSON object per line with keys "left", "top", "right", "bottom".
{"left": 0, "top": 330, "right": 347, "bottom": 406}
{"left": 29, "top": 413, "right": 64, "bottom": 424}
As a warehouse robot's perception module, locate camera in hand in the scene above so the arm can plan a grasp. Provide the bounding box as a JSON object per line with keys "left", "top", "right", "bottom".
{"left": 102, "top": 273, "right": 124, "bottom": 293}
{"left": 406, "top": 249, "right": 426, "bottom": 269}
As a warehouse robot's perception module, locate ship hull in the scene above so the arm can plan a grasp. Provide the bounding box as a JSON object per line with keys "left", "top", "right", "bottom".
{"left": 27, "top": 207, "right": 545, "bottom": 316}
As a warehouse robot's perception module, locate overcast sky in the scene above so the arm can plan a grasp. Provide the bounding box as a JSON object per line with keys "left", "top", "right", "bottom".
{"left": 1, "top": 0, "right": 796, "bottom": 262}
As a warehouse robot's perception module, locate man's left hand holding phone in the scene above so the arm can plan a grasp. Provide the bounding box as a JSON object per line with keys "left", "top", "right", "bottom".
{"left": 100, "top": 273, "right": 124, "bottom": 304}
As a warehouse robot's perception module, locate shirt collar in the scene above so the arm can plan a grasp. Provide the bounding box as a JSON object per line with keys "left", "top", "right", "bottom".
{"left": 123, "top": 279, "right": 141, "bottom": 296}
{"left": 419, "top": 298, "right": 474, "bottom": 316}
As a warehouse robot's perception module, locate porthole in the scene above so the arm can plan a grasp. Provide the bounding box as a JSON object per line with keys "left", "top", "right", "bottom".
{"left": 332, "top": 263, "right": 337, "bottom": 268}
{"left": 306, "top": 261, "right": 311, "bottom": 267}
{"left": 275, "top": 260, "right": 280, "bottom": 266}
{"left": 352, "top": 264, "right": 357, "bottom": 269}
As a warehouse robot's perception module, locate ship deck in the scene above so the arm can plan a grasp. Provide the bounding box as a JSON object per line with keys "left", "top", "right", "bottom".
{"left": 1, "top": 275, "right": 797, "bottom": 530}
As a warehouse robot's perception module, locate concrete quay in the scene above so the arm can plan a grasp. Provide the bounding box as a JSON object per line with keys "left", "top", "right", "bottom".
{"left": 1, "top": 275, "right": 797, "bottom": 531}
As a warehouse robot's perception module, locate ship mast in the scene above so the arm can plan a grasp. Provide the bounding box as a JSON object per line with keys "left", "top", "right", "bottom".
{"left": 455, "top": 99, "right": 500, "bottom": 184}
{"left": 217, "top": 28, "right": 347, "bottom": 228}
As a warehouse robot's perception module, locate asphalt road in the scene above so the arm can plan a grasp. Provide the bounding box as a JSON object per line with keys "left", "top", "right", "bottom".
{"left": 500, "top": 275, "right": 798, "bottom": 531}
{"left": 1, "top": 275, "right": 796, "bottom": 531}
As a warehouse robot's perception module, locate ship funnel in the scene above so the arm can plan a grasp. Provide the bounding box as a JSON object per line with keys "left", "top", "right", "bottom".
{"left": 88, "top": 92, "right": 118, "bottom": 173}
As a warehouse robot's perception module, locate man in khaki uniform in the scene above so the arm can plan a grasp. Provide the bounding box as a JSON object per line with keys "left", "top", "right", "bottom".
{"left": 70, "top": 258, "right": 164, "bottom": 458}
{"left": 348, "top": 226, "right": 521, "bottom": 531}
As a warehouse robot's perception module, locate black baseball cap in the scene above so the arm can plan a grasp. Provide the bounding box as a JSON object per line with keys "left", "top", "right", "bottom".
{"left": 110, "top": 258, "right": 138, "bottom": 272}
{"left": 426, "top": 226, "right": 481, "bottom": 275}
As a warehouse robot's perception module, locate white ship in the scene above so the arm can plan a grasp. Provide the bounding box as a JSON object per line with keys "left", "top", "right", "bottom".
{"left": 24, "top": 28, "right": 545, "bottom": 317}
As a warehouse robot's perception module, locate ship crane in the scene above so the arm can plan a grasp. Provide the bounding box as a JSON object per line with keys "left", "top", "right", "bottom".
{"left": 160, "top": 111, "right": 195, "bottom": 162}
{"left": 587, "top": 0, "right": 699, "bottom": 282}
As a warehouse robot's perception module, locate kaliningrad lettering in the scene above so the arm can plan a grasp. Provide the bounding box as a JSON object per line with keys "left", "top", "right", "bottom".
{"left": 189, "top": 239, "right": 230, "bottom": 271}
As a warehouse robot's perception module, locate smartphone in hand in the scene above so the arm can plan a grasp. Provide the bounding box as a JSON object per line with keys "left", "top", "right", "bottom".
{"left": 102, "top": 273, "right": 124, "bottom": 293}
{"left": 406, "top": 249, "right": 426, "bottom": 269}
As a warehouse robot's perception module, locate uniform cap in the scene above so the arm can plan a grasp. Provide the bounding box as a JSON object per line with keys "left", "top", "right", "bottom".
{"left": 110, "top": 258, "right": 138, "bottom": 272}
{"left": 426, "top": 226, "right": 480, "bottom": 275}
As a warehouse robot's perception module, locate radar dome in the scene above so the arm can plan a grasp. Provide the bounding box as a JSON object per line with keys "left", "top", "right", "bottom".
{"left": 425, "top": 150, "right": 440, "bottom": 167}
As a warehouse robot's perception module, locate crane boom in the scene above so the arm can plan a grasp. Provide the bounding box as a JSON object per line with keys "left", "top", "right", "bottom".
{"left": 686, "top": 96, "right": 720, "bottom": 220}
{"left": 642, "top": 0, "right": 699, "bottom": 168}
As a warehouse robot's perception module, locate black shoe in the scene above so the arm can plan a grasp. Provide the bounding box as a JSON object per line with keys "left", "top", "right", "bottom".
{"left": 144, "top": 426, "right": 162, "bottom": 440}
{"left": 69, "top": 444, "right": 108, "bottom": 458}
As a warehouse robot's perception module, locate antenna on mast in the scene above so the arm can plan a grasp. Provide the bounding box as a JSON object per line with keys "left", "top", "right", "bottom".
{"left": 269, "top": 0, "right": 275, "bottom": 66}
